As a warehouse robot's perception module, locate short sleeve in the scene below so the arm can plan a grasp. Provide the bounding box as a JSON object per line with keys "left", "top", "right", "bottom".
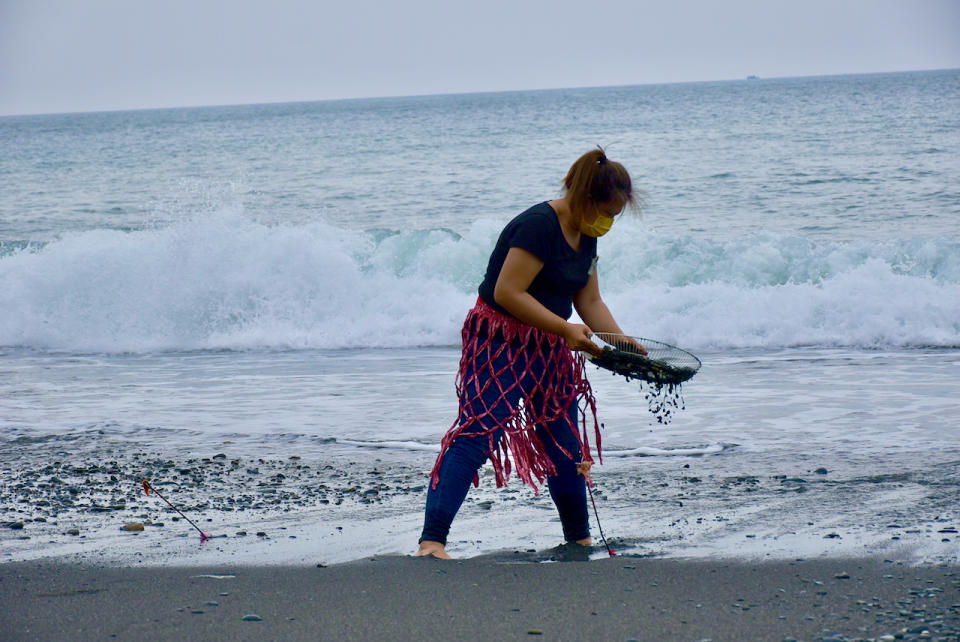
{"left": 504, "top": 211, "right": 552, "bottom": 261}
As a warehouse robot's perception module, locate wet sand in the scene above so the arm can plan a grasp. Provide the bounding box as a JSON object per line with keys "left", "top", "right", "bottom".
{"left": 4, "top": 439, "right": 960, "bottom": 568}
{"left": 2, "top": 556, "right": 958, "bottom": 641}
{"left": 3, "top": 429, "right": 959, "bottom": 641}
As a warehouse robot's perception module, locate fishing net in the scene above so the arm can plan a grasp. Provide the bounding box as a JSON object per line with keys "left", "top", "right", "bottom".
{"left": 589, "top": 333, "right": 701, "bottom": 424}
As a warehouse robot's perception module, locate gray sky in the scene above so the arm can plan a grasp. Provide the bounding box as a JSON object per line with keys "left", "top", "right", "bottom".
{"left": 1, "top": 0, "right": 958, "bottom": 116}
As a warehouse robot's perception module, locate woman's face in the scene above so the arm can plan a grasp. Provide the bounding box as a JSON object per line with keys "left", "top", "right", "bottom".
{"left": 580, "top": 198, "right": 626, "bottom": 237}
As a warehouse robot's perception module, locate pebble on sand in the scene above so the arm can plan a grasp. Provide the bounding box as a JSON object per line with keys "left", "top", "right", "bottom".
{"left": 121, "top": 523, "right": 145, "bottom": 532}
{"left": 241, "top": 614, "right": 263, "bottom": 622}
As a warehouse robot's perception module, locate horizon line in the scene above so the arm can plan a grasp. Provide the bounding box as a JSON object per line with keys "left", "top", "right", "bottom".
{"left": 2, "top": 66, "right": 957, "bottom": 119}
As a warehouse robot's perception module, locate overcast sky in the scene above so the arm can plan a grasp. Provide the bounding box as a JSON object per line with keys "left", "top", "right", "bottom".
{"left": 1, "top": 0, "right": 958, "bottom": 116}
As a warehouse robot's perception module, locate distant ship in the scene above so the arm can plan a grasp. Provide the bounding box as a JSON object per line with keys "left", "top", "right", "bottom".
{"left": 746, "top": 75, "right": 760, "bottom": 80}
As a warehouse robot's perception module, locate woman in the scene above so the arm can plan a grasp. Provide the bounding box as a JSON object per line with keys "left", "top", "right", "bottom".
{"left": 416, "top": 147, "right": 640, "bottom": 559}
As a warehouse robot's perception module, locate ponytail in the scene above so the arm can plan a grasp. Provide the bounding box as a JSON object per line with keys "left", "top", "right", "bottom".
{"left": 562, "top": 146, "right": 635, "bottom": 224}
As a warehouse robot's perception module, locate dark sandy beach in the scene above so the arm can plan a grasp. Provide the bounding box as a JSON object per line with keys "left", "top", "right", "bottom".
{"left": 2, "top": 433, "right": 959, "bottom": 641}
{"left": 2, "top": 555, "right": 957, "bottom": 641}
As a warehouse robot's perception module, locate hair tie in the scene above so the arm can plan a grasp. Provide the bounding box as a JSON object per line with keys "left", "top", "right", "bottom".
{"left": 595, "top": 144, "right": 607, "bottom": 165}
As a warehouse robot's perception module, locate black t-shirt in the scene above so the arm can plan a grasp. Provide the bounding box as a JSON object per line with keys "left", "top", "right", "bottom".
{"left": 478, "top": 202, "right": 597, "bottom": 320}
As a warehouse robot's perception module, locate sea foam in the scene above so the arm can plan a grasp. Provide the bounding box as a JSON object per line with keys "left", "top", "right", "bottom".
{"left": 1, "top": 212, "right": 957, "bottom": 353}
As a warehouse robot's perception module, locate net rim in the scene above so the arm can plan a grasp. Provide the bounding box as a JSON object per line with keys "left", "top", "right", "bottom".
{"left": 588, "top": 333, "right": 701, "bottom": 384}
{"left": 591, "top": 333, "right": 701, "bottom": 366}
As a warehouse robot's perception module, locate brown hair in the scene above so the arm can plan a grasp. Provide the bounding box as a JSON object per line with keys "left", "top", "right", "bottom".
{"left": 562, "top": 146, "right": 636, "bottom": 224}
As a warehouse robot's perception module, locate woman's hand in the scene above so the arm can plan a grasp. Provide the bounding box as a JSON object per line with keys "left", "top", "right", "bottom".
{"left": 573, "top": 267, "right": 647, "bottom": 354}
{"left": 619, "top": 336, "right": 648, "bottom": 355}
{"left": 561, "top": 322, "right": 603, "bottom": 357}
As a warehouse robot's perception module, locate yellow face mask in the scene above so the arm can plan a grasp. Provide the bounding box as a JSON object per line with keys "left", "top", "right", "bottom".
{"left": 580, "top": 213, "right": 615, "bottom": 238}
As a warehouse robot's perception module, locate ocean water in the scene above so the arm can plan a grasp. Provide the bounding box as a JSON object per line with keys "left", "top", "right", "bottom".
{"left": 1, "top": 70, "right": 959, "bottom": 565}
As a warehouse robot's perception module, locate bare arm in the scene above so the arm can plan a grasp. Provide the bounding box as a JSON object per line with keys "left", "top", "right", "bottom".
{"left": 573, "top": 270, "right": 623, "bottom": 334}
{"left": 493, "top": 247, "right": 602, "bottom": 356}
{"left": 573, "top": 269, "right": 648, "bottom": 355}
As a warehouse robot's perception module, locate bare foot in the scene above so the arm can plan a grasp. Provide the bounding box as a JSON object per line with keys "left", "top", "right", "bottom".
{"left": 414, "top": 540, "right": 452, "bottom": 559}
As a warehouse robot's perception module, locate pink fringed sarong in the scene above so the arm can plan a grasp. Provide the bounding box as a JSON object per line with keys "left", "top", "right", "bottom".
{"left": 429, "top": 299, "right": 601, "bottom": 495}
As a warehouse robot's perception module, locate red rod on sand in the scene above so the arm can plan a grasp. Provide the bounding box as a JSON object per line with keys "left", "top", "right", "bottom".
{"left": 142, "top": 479, "right": 211, "bottom": 543}
{"left": 577, "top": 462, "right": 616, "bottom": 557}
{"left": 587, "top": 482, "right": 616, "bottom": 557}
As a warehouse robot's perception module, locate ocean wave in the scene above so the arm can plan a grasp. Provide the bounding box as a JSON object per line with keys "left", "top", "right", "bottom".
{"left": 1, "top": 212, "right": 958, "bottom": 353}
{"left": 604, "top": 443, "right": 731, "bottom": 457}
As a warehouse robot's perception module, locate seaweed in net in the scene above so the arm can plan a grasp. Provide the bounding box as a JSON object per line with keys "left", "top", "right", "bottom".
{"left": 589, "top": 335, "right": 701, "bottom": 425}
{"left": 592, "top": 348, "right": 687, "bottom": 423}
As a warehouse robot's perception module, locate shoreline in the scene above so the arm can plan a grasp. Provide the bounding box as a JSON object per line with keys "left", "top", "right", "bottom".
{"left": 2, "top": 555, "right": 958, "bottom": 641}
{"left": 3, "top": 440, "right": 959, "bottom": 568}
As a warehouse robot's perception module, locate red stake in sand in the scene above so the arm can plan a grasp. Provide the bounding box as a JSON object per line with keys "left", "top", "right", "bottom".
{"left": 587, "top": 482, "right": 616, "bottom": 557}
{"left": 578, "top": 462, "right": 616, "bottom": 557}
{"left": 142, "top": 479, "right": 211, "bottom": 543}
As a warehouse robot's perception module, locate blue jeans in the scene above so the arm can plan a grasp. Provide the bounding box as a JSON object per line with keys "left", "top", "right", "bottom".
{"left": 420, "top": 333, "right": 590, "bottom": 546}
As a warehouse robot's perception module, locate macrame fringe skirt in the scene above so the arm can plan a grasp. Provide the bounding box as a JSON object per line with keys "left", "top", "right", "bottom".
{"left": 429, "top": 298, "right": 601, "bottom": 495}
